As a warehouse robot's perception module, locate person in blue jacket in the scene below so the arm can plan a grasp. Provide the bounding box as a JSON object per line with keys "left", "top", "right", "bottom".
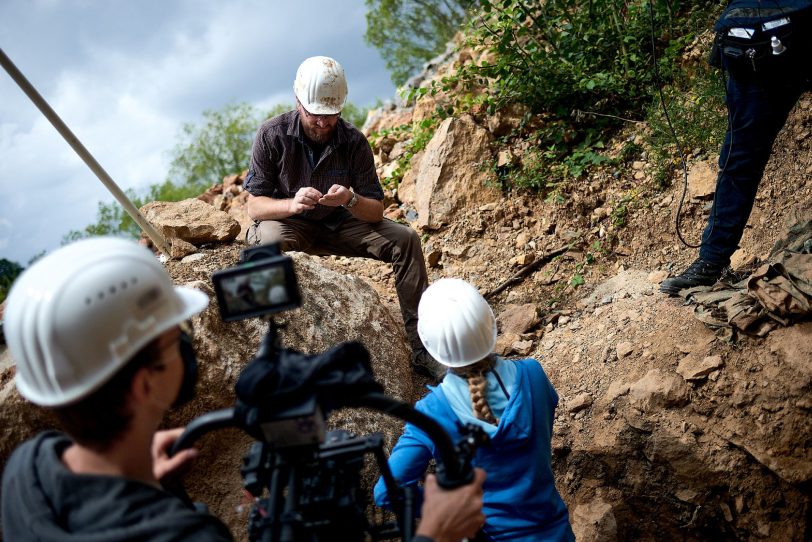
{"left": 374, "top": 278, "right": 574, "bottom": 541}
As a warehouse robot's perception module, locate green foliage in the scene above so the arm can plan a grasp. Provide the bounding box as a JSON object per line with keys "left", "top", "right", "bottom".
{"left": 368, "top": 115, "right": 445, "bottom": 190}
{"left": 462, "top": 0, "right": 717, "bottom": 115}
{"left": 0, "top": 258, "right": 24, "bottom": 304}
{"left": 646, "top": 60, "right": 727, "bottom": 186}
{"left": 426, "top": 0, "right": 720, "bottom": 191}
{"left": 341, "top": 102, "right": 370, "bottom": 129}
{"left": 168, "top": 102, "right": 262, "bottom": 189}
{"left": 365, "top": 0, "right": 477, "bottom": 86}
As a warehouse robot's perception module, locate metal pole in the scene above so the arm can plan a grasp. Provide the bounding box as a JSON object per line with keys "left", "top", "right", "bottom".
{"left": 0, "top": 47, "right": 171, "bottom": 256}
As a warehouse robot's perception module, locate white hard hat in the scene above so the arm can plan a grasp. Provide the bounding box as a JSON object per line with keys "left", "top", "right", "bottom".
{"left": 3, "top": 237, "right": 208, "bottom": 407}
{"left": 294, "top": 56, "right": 348, "bottom": 115}
{"left": 417, "top": 279, "right": 497, "bottom": 368}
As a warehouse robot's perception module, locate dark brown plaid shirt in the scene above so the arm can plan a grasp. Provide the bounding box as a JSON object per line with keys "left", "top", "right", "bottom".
{"left": 244, "top": 110, "right": 383, "bottom": 226}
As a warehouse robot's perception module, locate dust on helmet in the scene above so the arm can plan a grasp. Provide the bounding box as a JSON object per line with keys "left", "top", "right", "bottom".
{"left": 293, "top": 56, "right": 348, "bottom": 115}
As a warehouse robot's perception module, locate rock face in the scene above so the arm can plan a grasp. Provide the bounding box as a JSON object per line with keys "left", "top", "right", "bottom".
{"left": 141, "top": 198, "right": 241, "bottom": 245}
{"left": 0, "top": 246, "right": 413, "bottom": 540}
{"left": 543, "top": 271, "right": 812, "bottom": 541}
{"left": 414, "top": 115, "right": 501, "bottom": 229}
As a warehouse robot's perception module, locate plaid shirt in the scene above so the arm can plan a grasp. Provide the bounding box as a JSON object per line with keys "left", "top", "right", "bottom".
{"left": 245, "top": 110, "right": 383, "bottom": 226}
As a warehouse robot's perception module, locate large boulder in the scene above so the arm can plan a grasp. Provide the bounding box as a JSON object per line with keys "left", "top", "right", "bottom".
{"left": 141, "top": 198, "right": 241, "bottom": 246}
{"left": 414, "top": 115, "right": 500, "bottom": 229}
{"left": 0, "top": 245, "right": 413, "bottom": 540}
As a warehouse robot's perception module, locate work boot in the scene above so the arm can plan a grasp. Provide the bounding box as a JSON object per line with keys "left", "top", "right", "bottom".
{"left": 660, "top": 258, "right": 726, "bottom": 296}
{"left": 410, "top": 348, "right": 445, "bottom": 382}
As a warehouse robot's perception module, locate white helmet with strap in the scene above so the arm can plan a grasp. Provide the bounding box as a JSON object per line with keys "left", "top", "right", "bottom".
{"left": 3, "top": 237, "right": 208, "bottom": 407}
{"left": 293, "top": 56, "right": 348, "bottom": 115}
{"left": 417, "top": 278, "right": 497, "bottom": 368}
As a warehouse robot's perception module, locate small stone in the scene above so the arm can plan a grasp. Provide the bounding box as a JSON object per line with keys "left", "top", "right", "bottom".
{"left": 677, "top": 354, "right": 725, "bottom": 381}
{"left": 559, "top": 315, "right": 571, "bottom": 325}
{"left": 181, "top": 253, "right": 206, "bottom": 264}
{"left": 516, "top": 253, "right": 535, "bottom": 266}
{"left": 426, "top": 250, "right": 442, "bottom": 268}
{"left": 515, "top": 232, "right": 530, "bottom": 248}
{"left": 605, "top": 380, "right": 629, "bottom": 401}
{"left": 512, "top": 339, "right": 534, "bottom": 356}
{"left": 647, "top": 269, "right": 669, "bottom": 284}
{"left": 568, "top": 393, "right": 593, "bottom": 413}
{"left": 616, "top": 342, "right": 635, "bottom": 358}
{"left": 675, "top": 489, "right": 698, "bottom": 503}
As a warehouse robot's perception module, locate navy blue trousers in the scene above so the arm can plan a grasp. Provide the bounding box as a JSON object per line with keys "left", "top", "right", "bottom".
{"left": 699, "top": 60, "right": 811, "bottom": 266}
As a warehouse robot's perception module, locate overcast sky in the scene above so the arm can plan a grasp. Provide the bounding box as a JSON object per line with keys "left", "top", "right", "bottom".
{"left": 0, "top": 0, "right": 397, "bottom": 265}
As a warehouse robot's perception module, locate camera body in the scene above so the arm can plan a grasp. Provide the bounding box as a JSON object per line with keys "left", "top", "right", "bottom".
{"left": 212, "top": 244, "right": 301, "bottom": 322}
{"left": 184, "top": 243, "right": 487, "bottom": 541}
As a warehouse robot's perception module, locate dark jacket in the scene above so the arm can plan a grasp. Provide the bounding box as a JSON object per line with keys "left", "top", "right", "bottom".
{"left": 1, "top": 432, "right": 232, "bottom": 542}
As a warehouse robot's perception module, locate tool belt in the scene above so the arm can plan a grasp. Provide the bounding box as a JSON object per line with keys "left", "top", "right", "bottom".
{"left": 709, "top": 1, "right": 812, "bottom": 77}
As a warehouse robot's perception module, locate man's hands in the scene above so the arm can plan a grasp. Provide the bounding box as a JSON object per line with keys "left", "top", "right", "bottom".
{"left": 416, "top": 468, "right": 487, "bottom": 542}
{"left": 319, "top": 184, "right": 352, "bottom": 207}
{"left": 289, "top": 187, "right": 323, "bottom": 214}
{"left": 151, "top": 427, "right": 198, "bottom": 482}
{"left": 287, "top": 185, "right": 350, "bottom": 215}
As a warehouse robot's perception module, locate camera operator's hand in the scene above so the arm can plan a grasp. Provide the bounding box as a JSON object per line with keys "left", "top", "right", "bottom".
{"left": 152, "top": 427, "right": 199, "bottom": 482}
{"left": 289, "top": 187, "right": 323, "bottom": 214}
{"left": 416, "top": 468, "right": 487, "bottom": 542}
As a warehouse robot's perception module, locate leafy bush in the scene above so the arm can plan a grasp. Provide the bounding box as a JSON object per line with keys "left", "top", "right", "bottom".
{"left": 426, "top": 0, "right": 722, "bottom": 190}
{"left": 0, "top": 258, "right": 24, "bottom": 304}
{"left": 365, "top": 0, "right": 477, "bottom": 86}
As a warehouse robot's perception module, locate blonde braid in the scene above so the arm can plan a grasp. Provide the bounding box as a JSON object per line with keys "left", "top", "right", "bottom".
{"left": 450, "top": 355, "right": 498, "bottom": 425}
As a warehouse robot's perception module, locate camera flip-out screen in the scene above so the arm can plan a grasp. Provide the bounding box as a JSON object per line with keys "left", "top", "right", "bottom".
{"left": 212, "top": 255, "right": 301, "bottom": 321}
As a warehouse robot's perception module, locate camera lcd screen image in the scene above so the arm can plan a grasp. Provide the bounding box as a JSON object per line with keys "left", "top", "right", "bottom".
{"left": 212, "top": 257, "right": 301, "bottom": 321}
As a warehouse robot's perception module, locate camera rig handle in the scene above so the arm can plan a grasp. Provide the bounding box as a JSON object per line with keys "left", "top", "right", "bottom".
{"left": 169, "top": 393, "right": 485, "bottom": 489}
{"left": 357, "top": 392, "right": 482, "bottom": 489}
{"left": 169, "top": 408, "right": 236, "bottom": 457}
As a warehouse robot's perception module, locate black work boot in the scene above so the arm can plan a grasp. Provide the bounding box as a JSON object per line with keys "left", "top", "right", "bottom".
{"left": 660, "top": 258, "right": 726, "bottom": 296}
{"left": 410, "top": 348, "right": 445, "bottom": 382}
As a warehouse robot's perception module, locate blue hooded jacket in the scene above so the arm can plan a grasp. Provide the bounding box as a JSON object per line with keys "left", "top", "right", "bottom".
{"left": 374, "top": 359, "right": 574, "bottom": 541}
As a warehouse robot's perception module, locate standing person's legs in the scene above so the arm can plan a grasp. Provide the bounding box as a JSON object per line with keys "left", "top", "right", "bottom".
{"left": 699, "top": 72, "right": 805, "bottom": 266}
{"left": 661, "top": 69, "right": 805, "bottom": 295}
{"left": 323, "top": 218, "right": 429, "bottom": 350}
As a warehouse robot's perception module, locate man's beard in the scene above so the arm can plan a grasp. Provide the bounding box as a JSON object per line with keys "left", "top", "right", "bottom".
{"left": 303, "top": 123, "right": 335, "bottom": 144}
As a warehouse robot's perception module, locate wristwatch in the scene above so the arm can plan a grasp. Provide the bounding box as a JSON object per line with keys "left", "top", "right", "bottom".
{"left": 344, "top": 191, "right": 359, "bottom": 209}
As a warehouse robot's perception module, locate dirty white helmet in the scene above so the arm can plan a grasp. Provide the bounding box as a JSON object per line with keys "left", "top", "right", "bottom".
{"left": 3, "top": 237, "right": 208, "bottom": 407}
{"left": 417, "top": 278, "right": 497, "bottom": 368}
{"left": 293, "top": 56, "right": 348, "bottom": 115}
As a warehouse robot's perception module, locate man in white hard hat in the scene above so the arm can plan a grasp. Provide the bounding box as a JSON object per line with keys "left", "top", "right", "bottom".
{"left": 1, "top": 237, "right": 485, "bottom": 542}
{"left": 244, "top": 56, "right": 438, "bottom": 379}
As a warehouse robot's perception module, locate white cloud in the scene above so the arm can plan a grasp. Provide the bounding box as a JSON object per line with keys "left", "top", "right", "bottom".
{"left": 0, "top": 0, "right": 394, "bottom": 264}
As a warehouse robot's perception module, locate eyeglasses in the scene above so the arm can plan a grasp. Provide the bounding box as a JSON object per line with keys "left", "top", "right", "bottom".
{"left": 299, "top": 105, "right": 340, "bottom": 122}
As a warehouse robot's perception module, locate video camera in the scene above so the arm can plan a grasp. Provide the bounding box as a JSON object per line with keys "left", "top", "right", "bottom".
{"left": 172, "top": 244, "right": 489, "bottom": 542}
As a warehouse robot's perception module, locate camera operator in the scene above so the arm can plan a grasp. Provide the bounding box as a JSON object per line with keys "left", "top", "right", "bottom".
{"left": 1, "top": 237, "right": 486, "bottom": 542}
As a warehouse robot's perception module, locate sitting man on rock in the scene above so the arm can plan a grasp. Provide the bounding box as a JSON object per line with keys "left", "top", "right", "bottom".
{"left": 244, "top": 56, "right": 437, "bottom": 378}
{"left": 1, "top": 237, "right": 486, "bottom": 542}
